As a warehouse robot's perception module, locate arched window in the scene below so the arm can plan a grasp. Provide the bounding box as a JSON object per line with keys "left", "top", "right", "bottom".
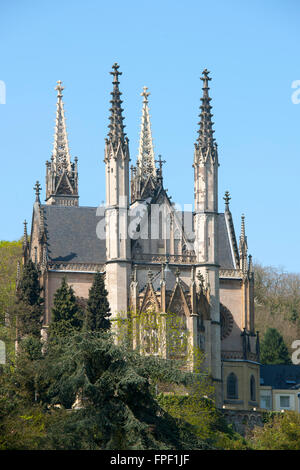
{"left": 227, "top": 372, "right": 238, "bottom": 399}
{"left": 250, "top": 375, "right": 256, "bottom": 402}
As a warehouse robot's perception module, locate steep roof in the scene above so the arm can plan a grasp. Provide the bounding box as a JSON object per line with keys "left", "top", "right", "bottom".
{"left": 42, "top": 205, "right": 106, "bottom": 264}
{"left": 218, "top": 213, "right": 236, "bottom": 269}
{"left": 41, "top": 206, "right": 235, "bottom": 269}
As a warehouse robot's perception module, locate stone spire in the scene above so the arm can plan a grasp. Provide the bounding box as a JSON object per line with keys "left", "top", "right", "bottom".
{"left": 52, "top": 81, "right": 71, "bottom": 172}
{"left": 23, "top": 220, "right": 29, "bottom": 263}
{"left": 107, "top": 63, "right": 127, "bottom": 148}
{"left": 45, "top": 81, "right": 79, "bottom": 206}
{"left": 130, "top": 86, "right": 161, "bottom": 203}
{"left": 137, "top": 87, "right": 156, "bottom": 177}
{"left": 194, "top": 69, "right": 218, "bottom": 163}
{"left": 239, "top": 214, "right": 248, "bottom": 273}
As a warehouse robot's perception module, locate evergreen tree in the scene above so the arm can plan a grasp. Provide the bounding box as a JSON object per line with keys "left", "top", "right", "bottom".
{"left": 260, "top": 328, "right": 291, "bottom": 365}
{"left": 16, "top": 259, "right": 43, "bottom": 339}
{"left": 43, "top": 330, "right": 210, "bottom": 450}
{"left": 49, "top": 277, "right": 82, "bottom": 339}
{"left": 85, "top": 272, "right": 111, "bottom": 331}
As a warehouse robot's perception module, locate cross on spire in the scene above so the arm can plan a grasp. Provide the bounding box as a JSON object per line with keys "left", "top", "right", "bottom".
{"left": 141, "top": 86, "right": 150, "bottom": 103}
{"left": 34, "top": 181, "right": 41, "bottom": 202}
{"left": 223, "top": 190, "right": 231, "bottom": 209}
{"left": 155, "top": 154, "right": 166, "bottom": 177}
{"left": 55, "top": 80, "right": 64, "bottom": 97}
{"left": 110, "top": 63, "right": 122, "bottom": 83}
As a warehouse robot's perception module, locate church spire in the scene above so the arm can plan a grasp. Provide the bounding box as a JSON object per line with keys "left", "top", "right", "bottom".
{"left": 197, "top": 69, "right": 215, "bottom": 148}
{"left": 45, "top": 81, "right": 79, "bottom": 206}
{"left": 137, "top": 87, "right": 156, "bottom": 177}
{"left": 130, "top": 86, "right": 161, "bottom": 203}
{"left": 52, "top": 81, "right": 71, "bottom": 173}
{"left": 107, "top": 63, "right": 126, "bottom": 147}
{"left": 194, "top": 69, "right": 218, "bottom": 164}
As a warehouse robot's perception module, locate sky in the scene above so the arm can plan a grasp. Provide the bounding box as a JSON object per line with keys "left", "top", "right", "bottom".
{"left": 0, "top": 0, "right": 299, "bottom": 273}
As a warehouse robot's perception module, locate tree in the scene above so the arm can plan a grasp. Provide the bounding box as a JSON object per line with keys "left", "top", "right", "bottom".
{"left": 41, "top": 329, "right": 211, "bottom": 450}
{"left": 85, "top": 272, "right": 111, "bottom": 331}
{"left": 49, "top": 277, "right": 83, "bottom": 339}
{"left": 260, "top": 328, "right": 291, "bottom": 365}
{"left": 250, "top": 411, "right": 300, "bottom": 450}
{"left": 16, "top": 259, "right": 43, "bottom": 339}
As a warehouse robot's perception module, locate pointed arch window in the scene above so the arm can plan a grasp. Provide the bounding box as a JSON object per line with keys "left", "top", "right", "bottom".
{"left": 250, "top": 375, "right": 256, "bottom": 402}
{"left": 227, "top": 372, "right": 238, "bottom": 399}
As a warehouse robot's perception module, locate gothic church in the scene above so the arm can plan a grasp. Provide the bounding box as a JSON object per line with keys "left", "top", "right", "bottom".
{"left": 23, "top": 64, "right": 260, "bottom": 409}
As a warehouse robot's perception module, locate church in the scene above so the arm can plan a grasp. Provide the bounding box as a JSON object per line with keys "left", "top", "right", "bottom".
{"left": 23, "top": 63, "right": 260, "bottom": 409}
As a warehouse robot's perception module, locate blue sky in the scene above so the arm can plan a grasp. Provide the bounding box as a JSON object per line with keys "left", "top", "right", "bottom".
{"left": 0, "top": 0, "right": 299, "bottom": 272}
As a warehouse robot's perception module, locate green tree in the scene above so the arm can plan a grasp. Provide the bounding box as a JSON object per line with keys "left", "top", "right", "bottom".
{"left": 250, "top": 411, "right": 300, "bottom": 450}
{"left": 260, "top": 327, "right": 291, "bottom": 364}
{"left": 40, "top": 330, "right": 211, "bottom": 449}
{"left": 16, "top": 259, "right": 43, "bottom": 339}
{"left": 85, "top": 272, "right": 111, "bottom": 331}
{"left": 49, "top": 277, "right": 83, "bottom": 339}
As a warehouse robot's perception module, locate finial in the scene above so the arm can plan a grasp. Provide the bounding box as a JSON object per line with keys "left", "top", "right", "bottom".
{"left": 224, "top": 190, "right": 231, "bottom": 210}
{"left": 147, "top": 269, "right": 153, "bottom": 282}
{"left": 201, "top": 69, "right": 212, "bottom": 88}
{"left": 110, "top": 63, "right": 122, "bottom": 84}
{"left": 34, "top": 181, "right": 41, "bottom": 203}
{"left": 155, "top": 154, "right": 166, "bottom": 177}
{"left": 175, "top": 267, "right": 180, "bottom": 283}
{"left": 55, "top": 80, "right": 64, "bottom": 98}
{"left": 141, "top": 86, "right": 150, "bottom": 103}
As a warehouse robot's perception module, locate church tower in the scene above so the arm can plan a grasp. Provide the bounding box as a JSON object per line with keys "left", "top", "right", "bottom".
{"left": 45, "top": 81, "right": 79, "bottom": 206}
{"left": 193, "top": 69, "right": 222, "bottom": 399}
{"left": 104, "top": 63, "right": 131, "bottom": 317}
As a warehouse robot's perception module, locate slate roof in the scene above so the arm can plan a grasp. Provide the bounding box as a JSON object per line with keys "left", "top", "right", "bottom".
{"left": 41, "top": 206, "right": 235, "bottom": 269}
{"left": 42, "top": 205, "right": 106, "bottom": 264}
{"left": 218, "top": 213, "right": 236, "bottom": 269}
{"left": 260, "top": 365, "right": 300, "bottom": 390}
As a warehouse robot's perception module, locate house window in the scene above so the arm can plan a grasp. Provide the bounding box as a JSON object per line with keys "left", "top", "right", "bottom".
{"left": 250, "top": 375, "right": 256, "bottom": 402}
{"left": 280, "top": 395, "right": 290, "bottom": 409}
{"left": 227, "top": 373, "right": 238, "bottom": 399}
{"left": 260, "top": 395, "right": 271, "bottom": 410}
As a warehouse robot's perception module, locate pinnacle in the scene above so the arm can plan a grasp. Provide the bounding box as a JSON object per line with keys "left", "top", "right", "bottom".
{"left": 52, "top": 80, "right": 71, "bottom": 172}
{"left": 196, "top": 69, "right": 216, "bottom": 150}
{"left": 224, "top": 191, "right": 231, "bottom": 209}
{"left": 107, "top": 63, "right": 126, "bottom": 144}
{"left": 137, "top": 86, "right": 156, "bottom": 177}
